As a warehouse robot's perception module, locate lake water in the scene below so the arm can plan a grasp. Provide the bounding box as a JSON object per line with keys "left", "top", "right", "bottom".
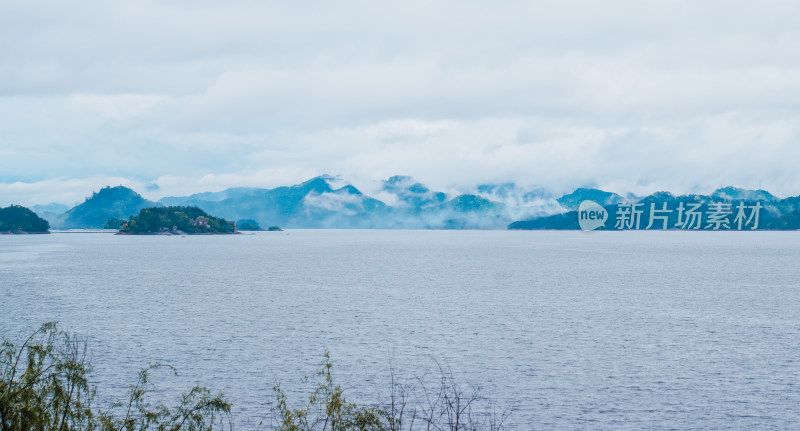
{"left": 1, "top": 230, "right": 799, "bottom": 429}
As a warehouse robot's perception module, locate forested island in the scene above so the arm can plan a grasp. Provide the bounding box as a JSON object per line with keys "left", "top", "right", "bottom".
{"left": 235, "top": 219, "right": 283, "bottom": 231}
{"left": 0, "top": 205, "right": 50, "bottom": 234}
{"left": 117, "top": 206, "right": 236, "bottom": 235}
{"left": 235, "top": 218, "right": 263, "bottom": 231}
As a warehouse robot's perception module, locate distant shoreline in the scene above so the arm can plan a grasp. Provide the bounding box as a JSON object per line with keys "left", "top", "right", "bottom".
{"left": 115, "top": 231, "right": 239, "bottom": 236}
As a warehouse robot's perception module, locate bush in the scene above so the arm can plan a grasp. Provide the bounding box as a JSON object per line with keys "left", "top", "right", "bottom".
{"left": 268, "top": 351, "right": 389, "bottom": 431}
{"left": 2, "top": 325, "right": 513, "bottom": 431}
{"left": 0, "top": 323, "right": 231, "bottom": 431}
{"left": 265, "top": 352, "right": 514, "bottom": 431}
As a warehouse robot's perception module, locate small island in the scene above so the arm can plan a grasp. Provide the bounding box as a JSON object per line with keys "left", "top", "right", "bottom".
{"left": 0, "top": 205, "right": 50, "bottom": 234}
{"left": 103, "top": 217, "right": 127, "bottom": 230}
{"left": 236, "top": 219, "right": 263, "bottom": 231}
{"left": 117, "top": 206, "right": 237, "bottom": 235}
{"left": 235, "top": 219, "right": 283, "bottom": 231}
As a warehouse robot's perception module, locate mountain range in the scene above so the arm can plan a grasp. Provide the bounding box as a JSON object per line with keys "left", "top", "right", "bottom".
{"left": 29, "top": 176, "right": 800, "bottom": 230}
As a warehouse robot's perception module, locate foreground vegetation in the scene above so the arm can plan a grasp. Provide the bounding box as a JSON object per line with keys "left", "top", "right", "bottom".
{"left": 0, "top": 323, "right": 231, "bottom": 431}
{"left": 1, "top": 324, "right": 513, "bottom": 430}
{"left": 0, "top": 205, "right": 50, "bottom": 233}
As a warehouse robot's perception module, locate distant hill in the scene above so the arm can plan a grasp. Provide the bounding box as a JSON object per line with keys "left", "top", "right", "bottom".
{"left": 511, "top": 187, "right": 800, "bottom": 230}
{"left": 166, "top": 176, "right": 392, "bottom": 228}
{"left": 426, "top": 194, "right": 508, "bottom": 229}
{"left": 159, "top": 187, "right": 263, "bottom": 206}
{"left": 59, "top": 186, "right": 157, "bottom": 229}
{"left": 477, "top": 182, "right": 553, "bottom": 202}
{"left": 31, "top": 203, "right": 70, "bottom": 214}
{"left": 764, "top": 208, "right": 800, "bottom": 230}
{"left": 176, "top": 175, "right": 546, "bottom": 228}
{"left": 159, "top": 175, "right": 512, "bottom": 229}
{"left": 31, "top": 203, "right": 69, "bottom": 228}
{"left": 380, "top": 175, "right": 447, "bottom": 211}
{"left": 557, "top": 188, "right": 625, "bottom": 211}
{"left": 0, "top": 205, "right": 50, "bottom": 233}
{"left": 711, "top": 186, "right": 779, "bottom": 203}
{"left": 236, "top": 219, "right": 263, "bottom": 231}
{"left": 508, "top": 212, "right": 578, "bottom": 230}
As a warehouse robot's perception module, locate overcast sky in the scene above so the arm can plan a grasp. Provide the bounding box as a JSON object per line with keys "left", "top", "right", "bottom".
{"left": 2, "top": 0, "right": 799, "bottom": 206}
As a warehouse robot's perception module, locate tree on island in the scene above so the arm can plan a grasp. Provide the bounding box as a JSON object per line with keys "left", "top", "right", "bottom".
{"left": 0, "top": 205, "right": 50, "bottom": 233}
{"left": 122, "top": 206, "right": 235, "bottom": 234}
{"left": 236, "top": 219, "right": 263, "bottom": 231}
{"left": 103, "top": 217, "right": 127, "bottom": 229}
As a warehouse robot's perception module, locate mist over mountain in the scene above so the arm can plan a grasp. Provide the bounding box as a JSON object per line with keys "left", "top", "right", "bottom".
{"left": 710, "top": 186, "right": 780, "bottom": 203}
{"left": 511, "top": 186, "right": 800, "bottom": 230}
{"left": 377, "top": 175, "right": 447, "bottom": 211}
{"left": 158, "top": 187, "right": 264, "bottom": 206}
{"left": 160, "top": 176, "right": 389, "bottom": 228}
{"left": 29, "top": 178, "right": 800, "bottom": 230}
{"left": 156, "top": 175, "right": 525, "bottom": 229}
{"left": 557, "top": 188, "right": 625, "bottom": 211}
{"left": 31, "top": 203, "right": 70, "bottom": 214}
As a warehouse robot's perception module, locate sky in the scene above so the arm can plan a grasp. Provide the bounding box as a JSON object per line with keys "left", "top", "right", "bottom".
{"left": 1, "top": 0, "right": 800, "bottom": 206}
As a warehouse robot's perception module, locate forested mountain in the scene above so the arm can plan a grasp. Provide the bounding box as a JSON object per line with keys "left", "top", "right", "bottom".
{"left": 56, "top": 186, "right": 156, "bottom": 229}
{"left": 0, "top": 205, "right": 50, "bottom": 233}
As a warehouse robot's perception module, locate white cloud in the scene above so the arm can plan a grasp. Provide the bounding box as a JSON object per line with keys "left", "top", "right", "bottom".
{"left": 1, "top": 0, "right": 800, "bottom": 204}
{"left": 0, "top": 176, "right": 149, "bottom": 207}
{"left": 303, "top": 192, "right": 364, "bottom": 216}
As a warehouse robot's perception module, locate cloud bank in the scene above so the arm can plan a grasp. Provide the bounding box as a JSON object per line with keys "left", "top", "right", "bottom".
{"left": 2, "top": 0, "right": 799, "bottom": 205}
